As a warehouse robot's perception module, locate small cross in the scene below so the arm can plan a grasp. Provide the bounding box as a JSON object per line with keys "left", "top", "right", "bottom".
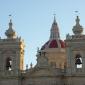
{"left": 75, "top": 11, "right": 79, "bottom": 16}
{"left": 53, "top": 14, "right": 56, "bottom": 17}
{"left": 9, "top": 14, "right": 12, "bottom": 20}
{"left": 9, "top": 14, "right": 12, "bottom": 17}
{"left": 75, "top": 11, "right": 78, "bottom": 13}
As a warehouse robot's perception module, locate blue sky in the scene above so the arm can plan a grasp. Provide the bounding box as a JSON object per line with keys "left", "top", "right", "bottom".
{"left": 0, "top": 0, "right": 85, "bottom": 68}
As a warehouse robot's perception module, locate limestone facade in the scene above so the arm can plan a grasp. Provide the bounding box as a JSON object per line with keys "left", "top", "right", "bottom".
{"left": 0, "top": 16, "right": 85, "bottom": 85}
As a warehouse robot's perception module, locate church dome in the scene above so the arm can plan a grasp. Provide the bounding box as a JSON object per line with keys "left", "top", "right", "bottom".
{"left": 41, "top": 39, "right": 65, "bottom": 50}
{"left": 41, "top": 15, "right": 65, "bottom": 50}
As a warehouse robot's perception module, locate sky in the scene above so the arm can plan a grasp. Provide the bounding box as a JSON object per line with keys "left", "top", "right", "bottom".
{"left": 0, "top": 0, "right": 85, "bottom": 68}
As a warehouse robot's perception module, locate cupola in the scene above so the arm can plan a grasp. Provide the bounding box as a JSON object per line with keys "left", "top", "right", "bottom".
{"left": 41, "top": 15, "right": 65, "bottom": 50}
{"left": 72, "top": 16, "right": 83, "bottom": 35}
{"left": 5, "top": 19, "right": 16, "bottom": 39}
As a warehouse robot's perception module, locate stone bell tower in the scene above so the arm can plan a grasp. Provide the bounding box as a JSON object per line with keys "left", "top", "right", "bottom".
{"left": 0, "top": 19, "right": 25, "bottom": 75}
{"left": 65, "top": 16, "right": 85, "bottom": 85}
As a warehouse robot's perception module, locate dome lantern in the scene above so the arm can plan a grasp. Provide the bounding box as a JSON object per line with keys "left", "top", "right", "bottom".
{"left": 41, "top": 15, "right": 65, "bottom": 50}
{"left": 50, "top": 15, "right": 60, "bottom": 40}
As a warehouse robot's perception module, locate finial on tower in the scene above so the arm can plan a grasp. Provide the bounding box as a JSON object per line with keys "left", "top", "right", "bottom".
{"left": 53, "top": 14, "right": 57, "bottom": 24}
{"left": 50, "top": 14, "right": 60, "bottom": 39}
{"left": 72, "top": 12, "right": 83, "bottom": 35}
{"left": 76, "top": 16, "right": 80, "bottom": 26}
{"left": 9, "top": 14, "right": 12, "bottom": 19}
{"left": 75, "top": 11, "right": 79, "bottom": 15}
{"left": 5, "top": 15, "right": 16, "bottom": 39}
{"left": 9, "top": 15, "right": 12, "bottom": 23}
{"left": 74, "top": 11, "right": 80, "bottom": 26}
{"left": 9, "top": 15, "right": 13, "bottom": 29}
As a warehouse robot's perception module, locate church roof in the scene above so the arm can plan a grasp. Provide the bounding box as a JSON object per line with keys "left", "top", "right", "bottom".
{"left": 41, "top": 39, "right": 65, "bottom": 50}
{"left": 41, "top": 15, "right": 65, "bottom": 50}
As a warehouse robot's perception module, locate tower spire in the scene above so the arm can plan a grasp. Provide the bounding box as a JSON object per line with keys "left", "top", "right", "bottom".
{"left": 53, "top": 14, "right": 56, "bottom": 23}
{"left": 5, "top": 15, "right": 16, "bottom": 39}
{"left": 50, "top": 15, "right": 60, "bottom": 40}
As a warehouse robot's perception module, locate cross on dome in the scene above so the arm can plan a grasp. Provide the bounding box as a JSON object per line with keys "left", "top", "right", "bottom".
{"left": 53, "top": 14, "right": 57, "bottom": 24}
{"left": 41, "top": 15, "right": 65, "bottom": 50}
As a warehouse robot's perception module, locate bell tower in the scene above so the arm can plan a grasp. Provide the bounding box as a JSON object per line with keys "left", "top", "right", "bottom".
{"left": 65, "top": 16, "right": 85, "bottom": 85}
{"left": 0, "top": 19, "right": 25, "bottom": 75}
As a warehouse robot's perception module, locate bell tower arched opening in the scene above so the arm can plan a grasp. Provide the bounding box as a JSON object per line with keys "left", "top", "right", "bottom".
{"left": 6, "top": 57, "right": 12, "bottom": 71}
{"left": 75, "top": 54, "right": 82, "bottom": 69}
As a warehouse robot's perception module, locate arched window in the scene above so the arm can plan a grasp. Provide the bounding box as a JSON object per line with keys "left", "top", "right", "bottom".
{"left": 6, "top": 57, "right": 12, "bottom": 71}
{"left": 75, "top": 54, "right": 82, "bottom": 68}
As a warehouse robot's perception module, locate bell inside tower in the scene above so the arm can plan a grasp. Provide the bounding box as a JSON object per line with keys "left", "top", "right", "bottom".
{"left": 75, "top": 54, "right": 82, "bottom": 68}
{"left": 6, "top": 57, "right": 12, "bottom": 71}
